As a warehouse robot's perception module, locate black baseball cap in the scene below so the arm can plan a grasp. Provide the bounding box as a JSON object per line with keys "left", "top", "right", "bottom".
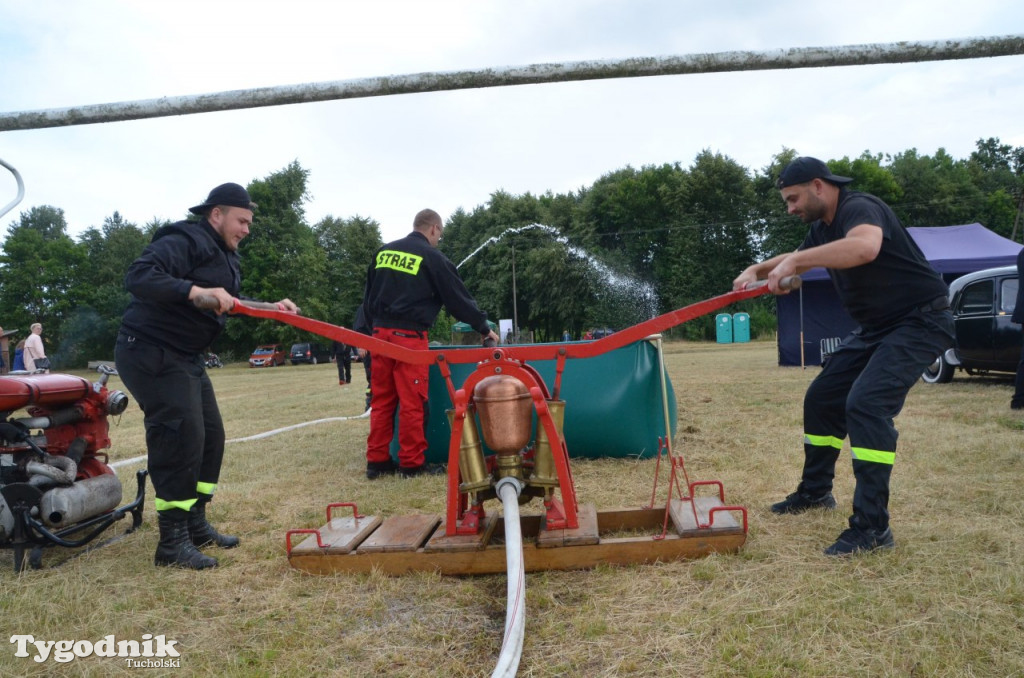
{"left": 776, "top": 157, "right": 853, "bottom": 189}
{"left": 189, "top": 183, "right": 257, "bottom": 215}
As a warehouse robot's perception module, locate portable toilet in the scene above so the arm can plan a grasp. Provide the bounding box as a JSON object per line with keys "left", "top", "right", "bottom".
{"left": 715, "top": 314, "right": 733, "bottom": 343}
{"left": 732, "top": 312, "right": 750, "bottom": 343}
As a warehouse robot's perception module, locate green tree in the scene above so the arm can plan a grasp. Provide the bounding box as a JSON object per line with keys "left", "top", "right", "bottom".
{"left": 220, "top": 162, "right": 326, "bottom": 356}
{"left": 658, "top": 151, "right": 757, "bottom": 337}
{"left": 887, "top": 148, "right": 985, "bottom": 228}
{"left": 0, "top": 206, "right": 87, "bottom": 365}
{"left": 314, "top": 214, "right": 383, "bottom": 327}
{"left": 967, "top": 137, "right": 1024, "bottom": 238}
{"left": 63, "top": 212, "right": 150, "bottom": 365}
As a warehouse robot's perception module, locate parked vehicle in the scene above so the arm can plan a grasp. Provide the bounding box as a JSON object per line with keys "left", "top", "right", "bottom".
{"left": 204, "top": 353, "right": 224, "bottom": 369}
{"left": 290, "top": 342, "right": 331, "bottom": 365}
{"left": 249, "top": 343, "right": 286, "bottom": 368}
{"left": 922, "top": 265, "right": 1021, "bottom": 383}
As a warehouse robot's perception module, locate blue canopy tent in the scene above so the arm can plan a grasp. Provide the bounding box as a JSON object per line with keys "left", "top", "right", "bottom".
{"left": 777, "top": 223, "right": 1023, "bottom": 366}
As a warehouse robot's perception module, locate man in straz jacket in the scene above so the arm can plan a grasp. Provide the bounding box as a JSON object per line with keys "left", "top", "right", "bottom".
{"left": 358, "top": 209, "right": 499, "bottom": 479}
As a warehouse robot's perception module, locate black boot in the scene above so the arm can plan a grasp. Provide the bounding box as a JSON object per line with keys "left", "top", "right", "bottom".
{"left": 155, "top": 510, "right": 218, "bottom": 569}
{"left": 188, "top": 494, "right": 240, "bottom": 549}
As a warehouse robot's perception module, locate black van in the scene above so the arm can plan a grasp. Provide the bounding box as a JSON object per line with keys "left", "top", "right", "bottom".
{"left": 922, "top": 265, "right": 1020, "bottom": 383}
{"left": 289, "top": 342, "right": 331, "bottom": 365}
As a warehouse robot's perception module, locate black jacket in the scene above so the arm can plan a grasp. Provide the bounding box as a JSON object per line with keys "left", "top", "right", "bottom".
{"left": 361, "top": 231, "right": 489, "bottom": 334}
{"left": 120, "top": 220, "right": 241, "bottom": 355}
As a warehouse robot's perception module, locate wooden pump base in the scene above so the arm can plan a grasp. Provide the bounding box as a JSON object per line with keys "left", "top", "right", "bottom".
{"left": 287, "top": 498, "right": 745, "bottom": 576}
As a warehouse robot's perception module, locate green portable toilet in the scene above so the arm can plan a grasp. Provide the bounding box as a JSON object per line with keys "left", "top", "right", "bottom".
{"left": 715, "top": 313, "right": 733, "bottom": 343}
{"left": 732, "top": 312, "right": 750, "bottom": 342}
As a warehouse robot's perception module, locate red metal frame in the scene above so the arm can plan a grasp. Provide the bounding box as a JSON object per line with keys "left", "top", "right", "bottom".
{"left": 238, "top": 284, "right": 776, "bottom": 545}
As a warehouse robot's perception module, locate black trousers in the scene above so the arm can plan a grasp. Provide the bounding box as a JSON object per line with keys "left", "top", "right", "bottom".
{"left": 115, "top": 333, "right": 226, "bottom": 512}
{"left": 336, "top": 354, "right": 352, "bottom": 382}
{"left": 801, "top": 307, "right": 953, "bottom": 530}
{"left": 1012, "top": 343, "right": 1024, "bottom": 407}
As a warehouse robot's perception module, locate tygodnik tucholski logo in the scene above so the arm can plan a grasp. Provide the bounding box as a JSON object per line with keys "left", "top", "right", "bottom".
{"left": 10, "top": 634, "right": 181, "bottom": 666}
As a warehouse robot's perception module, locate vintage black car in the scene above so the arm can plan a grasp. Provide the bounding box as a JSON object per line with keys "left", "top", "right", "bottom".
{"left": 922, "top": 265, "right": 1021, "bottom": 383}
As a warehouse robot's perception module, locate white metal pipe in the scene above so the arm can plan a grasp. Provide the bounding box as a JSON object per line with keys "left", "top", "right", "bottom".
{"left": 0, "top": 157, "right": 25, "bottom": 219}
{"left": 492, "top": 477, "right": 526, "bottom": 678}
{"left": 0, "top": 35, "right": 1021, "bottom": 132}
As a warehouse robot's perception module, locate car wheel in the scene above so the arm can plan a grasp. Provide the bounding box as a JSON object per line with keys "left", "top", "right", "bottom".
{"left": 921, "top": 354, "right": 954, "bottom": 384}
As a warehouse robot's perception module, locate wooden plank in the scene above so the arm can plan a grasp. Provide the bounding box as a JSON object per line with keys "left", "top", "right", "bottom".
{"left": 670, "top": 497, "right": 744, "bottom": 537}
{"left": 288, "top": 529, "right": 746, "bottom": 576}
{"left": 289, "top": 515, "right": 383, "bottom": 555}
{"left": 357, "top": 514, "right": 440, "bottom": 554}
{"left": 536, "top": 503, "right": 599, "bottom": 548}
{"left": 423, "top": 513, "right": 500, "bottom": 553}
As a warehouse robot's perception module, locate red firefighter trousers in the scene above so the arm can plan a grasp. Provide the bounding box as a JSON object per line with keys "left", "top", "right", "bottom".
{"left": 365, "top": 327, "right": 430, "bottom": 469}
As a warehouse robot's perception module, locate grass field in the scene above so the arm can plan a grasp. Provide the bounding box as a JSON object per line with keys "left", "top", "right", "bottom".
{"left": 2, "top": 341, "right": 1022, "bottom": 677}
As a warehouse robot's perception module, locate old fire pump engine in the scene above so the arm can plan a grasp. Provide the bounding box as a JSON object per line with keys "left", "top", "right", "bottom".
{"left": 0, "top": 367, "right": 146, "bottom": 571}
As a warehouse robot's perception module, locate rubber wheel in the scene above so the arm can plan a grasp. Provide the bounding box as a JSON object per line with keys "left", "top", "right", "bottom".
{"left": 921, "top": 354, "right": 954, "bottom": 384}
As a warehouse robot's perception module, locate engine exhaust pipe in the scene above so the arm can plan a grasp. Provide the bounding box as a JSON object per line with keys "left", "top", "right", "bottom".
{"left": 40, "top": 474, "right": 123, "bottom": 528}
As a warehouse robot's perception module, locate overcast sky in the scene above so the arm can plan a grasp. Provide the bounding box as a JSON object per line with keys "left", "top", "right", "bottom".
{"left": 1, "top": 1, "right": 1023, "bottom": 244}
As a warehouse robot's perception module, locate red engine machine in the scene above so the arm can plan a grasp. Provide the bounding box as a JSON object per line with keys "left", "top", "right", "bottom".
{"left": 0, "top": 366, "right": 146, "bottom": 571}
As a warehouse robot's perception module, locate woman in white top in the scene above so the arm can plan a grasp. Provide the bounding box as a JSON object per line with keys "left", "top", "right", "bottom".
{"left": 24, "top": 323, "right": 47, "bottom": 373}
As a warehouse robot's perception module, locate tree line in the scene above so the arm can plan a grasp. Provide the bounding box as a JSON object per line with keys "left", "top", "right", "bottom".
{"left": 1, "top": 140, "right": 1021, "bottom": 367}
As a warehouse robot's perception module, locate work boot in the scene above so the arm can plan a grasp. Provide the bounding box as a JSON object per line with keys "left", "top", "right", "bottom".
{"left": 770, "top": 484, "right": 837, "bottom": 514}
{"left": 155, "top": 510, "right": 218, "bottom": 569}
{"left": 824, "top": 525, "right": 894, "bottom": 556}
{"left": 398, "top": 463, "right": 446, "bottom": 478}
{"left": 188, "top": 495, "right": 239, "bottom": 549}
{"left": 366, "top": 459, "right": 397, "bottom": 480}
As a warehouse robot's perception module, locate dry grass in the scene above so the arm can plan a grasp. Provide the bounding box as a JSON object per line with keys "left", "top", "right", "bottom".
{"left": 2, "top": 343, "right": 1022, "bottom": 677}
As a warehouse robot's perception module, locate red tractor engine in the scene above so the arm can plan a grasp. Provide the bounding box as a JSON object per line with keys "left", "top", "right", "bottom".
{"left": 0, "top": 366, "right": 146, "bottom": 571}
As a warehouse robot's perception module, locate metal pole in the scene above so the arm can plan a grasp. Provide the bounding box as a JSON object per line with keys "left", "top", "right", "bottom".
{"left": 1, "top": 35, "right": 1021, "bottom": 132}
{"left": 511, "top": 242, "right": 519, "bottom": 341}
{"left": 799, "top": 285, "right": 805, "bottom": 370}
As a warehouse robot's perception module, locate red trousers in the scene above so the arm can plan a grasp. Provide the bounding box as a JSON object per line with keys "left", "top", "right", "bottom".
{"left": 366, "top": 327, "right": 429, "bottom": 469}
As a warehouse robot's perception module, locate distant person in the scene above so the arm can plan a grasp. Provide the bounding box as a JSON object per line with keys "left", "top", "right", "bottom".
{"left": 505, "top": 329, "right": 513, "bottom": 345}
{"left": 23, "top": 323, "right": 48, "bottom": 372}
{"left": 1011, "top": 247, "right": 1024, "bottom": 409}
{"left": 357, "top": 208, "right": 499, "bottom": 479}
{"left": 115, "top": 182, "right": 298, "bottom": 570}
{"left": 331, "top": 339, "right": 352, "bottom": 385}
{"left": 354, "top": 305, "right": 372, "bottom": 411}
{"left": 12, "top": 340, "right": 25, "bottom": 372}
{"left": 562, "top": 329, "right": 571, "bottom": 342}
{"left": 733, "top": 156, "right": 953, "bottom": 556}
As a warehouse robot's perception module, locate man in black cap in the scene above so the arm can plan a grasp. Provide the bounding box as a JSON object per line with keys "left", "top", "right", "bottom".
{"left": 733, "top": 157, "right": 954, "bottom": 556}
{"left": 115, "top": 183, "right": 297, "bottom": 569}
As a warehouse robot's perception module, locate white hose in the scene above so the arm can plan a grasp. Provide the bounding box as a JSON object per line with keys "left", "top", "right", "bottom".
{"left": 109, "top": 409, "right": 371, "bottom": 469}
{"left": 492, "top": 477, "right": 525, "bottom": 678}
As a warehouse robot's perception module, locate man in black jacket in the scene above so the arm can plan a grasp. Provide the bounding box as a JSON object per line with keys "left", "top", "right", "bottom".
{"left": 115, "top": 183, "right": 297, "bottom": 569}
{"left": 358, "top": 209, "right": 499, "bottom": 479}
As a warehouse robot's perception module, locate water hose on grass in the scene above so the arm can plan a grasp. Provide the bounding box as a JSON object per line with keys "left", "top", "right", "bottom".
{"left": 491, "top": 477, "right": 525, "bottom": 678}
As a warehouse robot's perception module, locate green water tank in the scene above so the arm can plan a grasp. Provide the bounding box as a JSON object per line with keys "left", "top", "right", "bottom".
{"left": 732, "top": 312, "right": 750, "bottom": 342}
{"left": 715, "top": 314, "right": 733, "bottom": 343}
{"left": 389, "top": 339, "right": 677, "bottom": 463}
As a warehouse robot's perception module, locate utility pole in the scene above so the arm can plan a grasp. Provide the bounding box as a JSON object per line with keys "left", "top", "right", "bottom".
{"left": 511, "top": 242, "right": 519, "bottom": 342}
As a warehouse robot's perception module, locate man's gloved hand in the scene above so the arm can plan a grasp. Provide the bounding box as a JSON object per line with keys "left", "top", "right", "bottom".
{"left": 0, "top": 421, "right": 30, "bottom": 442}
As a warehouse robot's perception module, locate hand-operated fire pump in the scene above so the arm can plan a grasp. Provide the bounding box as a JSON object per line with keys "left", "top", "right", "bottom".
{"left": 0, "top": 366, "right": 146, "bottom": 571}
